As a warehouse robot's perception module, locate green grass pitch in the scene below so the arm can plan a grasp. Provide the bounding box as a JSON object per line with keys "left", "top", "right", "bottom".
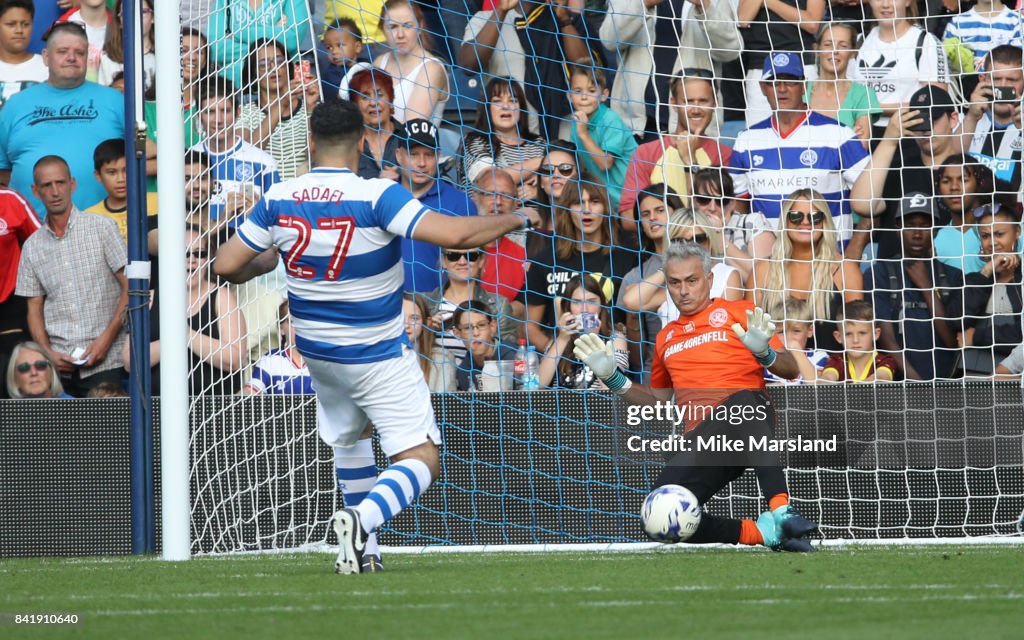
{"left": 2, "top": 546, "right": 1021, "bottom": 640}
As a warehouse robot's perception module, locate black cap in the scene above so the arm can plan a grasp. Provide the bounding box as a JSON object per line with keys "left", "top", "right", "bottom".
{"left": 401, "top": 119, "right": 439, "bottom": 150}
{"left": 897, "top": 192, "right": 935, "bottom": 220}
{"left": 907, "top": 86, "right": 957, "bottom": 131}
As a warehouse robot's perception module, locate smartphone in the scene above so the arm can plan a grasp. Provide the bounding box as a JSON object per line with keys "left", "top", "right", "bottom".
{"left": 293, "top": 60, "right": 311, "bottom": 84}
{"left": 994, "top": 86, "right": 1017, "bottom": 103}
{"left": 576, "top": 313, "right": 600, "bottom": 333}
{"left": 907, "top": 108, "right": 932, "bottom": 133}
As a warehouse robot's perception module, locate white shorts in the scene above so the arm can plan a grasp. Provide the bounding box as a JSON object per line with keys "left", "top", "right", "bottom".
{"left": 306, "top": 347, "right": 441, "bottom": 457}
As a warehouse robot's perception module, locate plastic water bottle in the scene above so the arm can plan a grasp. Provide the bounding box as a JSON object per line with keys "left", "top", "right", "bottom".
{"left": 514, "top": 339, "right": 528, "bottom": 389}
{"left": 522, "top": 345, "right": 540, "bottom": 390}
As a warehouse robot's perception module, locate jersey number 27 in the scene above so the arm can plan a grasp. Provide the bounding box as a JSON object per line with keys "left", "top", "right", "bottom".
{"left": 280, "top": 216, "right": 355, "bottom": 281}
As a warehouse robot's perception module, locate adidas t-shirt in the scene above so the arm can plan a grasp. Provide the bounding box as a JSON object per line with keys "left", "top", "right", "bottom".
{"left": 851, "top": 25, "right": 950, "bottom": 126}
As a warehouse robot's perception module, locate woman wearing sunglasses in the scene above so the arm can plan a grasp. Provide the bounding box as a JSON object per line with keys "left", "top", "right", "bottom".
{"left": 424, "top": 249, "right": 517, "bottom": 364}
{"left": 522, "top": 142, "right": 581, "bottom": 257}
{"left": 749, "top": 189, "right": 864, "bottom": 352}
{"left": 5, "top": 342, "right": 72, "bottom": 399}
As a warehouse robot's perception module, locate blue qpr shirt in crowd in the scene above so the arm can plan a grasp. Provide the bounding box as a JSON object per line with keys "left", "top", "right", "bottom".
{"left": 236, "top": 167, "right": 429, "bottom": 364}
{"left": 190, "top": 137, "right": 280, "bottom": 221}
{"left": 246, "top": 348, "right": 315, "bottom": 394}
{"left": 729, "top": 112, "right": 870, "bottom": 241}
{"left": 402, "top": 179, "right": 476, "bottom": 293}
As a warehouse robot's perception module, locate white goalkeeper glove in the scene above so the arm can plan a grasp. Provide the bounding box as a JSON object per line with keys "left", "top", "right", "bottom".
{"left": 573, "top": 334, "right": 631, "bottom": 393}
{"left": 731, "top": 307, "right": 777, "bottom": 366}
{"left": 572, "top": 333, "right": 617, "bottom": 378}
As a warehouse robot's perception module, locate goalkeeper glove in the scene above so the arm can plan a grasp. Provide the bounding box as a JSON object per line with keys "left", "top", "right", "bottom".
{"left": 573, "top": 334, "right": 630, "bottom": 393}
{"left": 731, "top": 307, "right": 777, "bottom": 367}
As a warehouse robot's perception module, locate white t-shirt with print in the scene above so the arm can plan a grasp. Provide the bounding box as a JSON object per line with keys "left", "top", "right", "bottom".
{"left": 851, "top": 25, "right": 951, "bottom": 126}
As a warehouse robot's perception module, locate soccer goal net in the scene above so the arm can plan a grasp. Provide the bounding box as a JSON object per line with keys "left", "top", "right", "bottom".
{"left": 164, "top": 1, "right": 1024, "bottom": 554}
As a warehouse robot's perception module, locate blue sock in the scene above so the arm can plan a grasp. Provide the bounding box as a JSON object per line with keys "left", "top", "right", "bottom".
{"left": 355, "top": 459, "right": 432, "bottom": 533}
{"left": 335, "top": 439, "right": 380, "bottom": 556}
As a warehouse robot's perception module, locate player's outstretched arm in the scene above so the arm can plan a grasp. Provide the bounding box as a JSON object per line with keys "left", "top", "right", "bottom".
{"left": 213, "top": 235, "right": 281, "bottom": 284}
{"left": 411, "top": 211, "right": 527, "bottom": 249}
{"left": 573, "top": 334, "right": 673, "bottom": 406}
{"left": 731, "top": 307, "right": 800, "bottom": 380}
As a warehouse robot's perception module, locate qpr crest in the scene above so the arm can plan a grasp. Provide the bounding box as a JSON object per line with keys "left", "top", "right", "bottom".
{"left": 772, "top": 53, "right": 790, "bottom": 67}
{"left": 236, "top": 162, "right": 255, "bottom": 182}
{"left": 799, "top": 149, "right": 818, "bottom": 167}
{"left": 709, "top": 308, "right": 729, "bottom": 328}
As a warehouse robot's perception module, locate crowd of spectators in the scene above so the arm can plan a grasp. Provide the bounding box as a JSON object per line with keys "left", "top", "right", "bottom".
{"left": 3, "top": 0, "right": 1024, "bottom": 401}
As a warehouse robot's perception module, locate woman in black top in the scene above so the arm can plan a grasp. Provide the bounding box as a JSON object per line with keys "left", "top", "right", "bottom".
{"left": 523, "top": 179, "right": 640, "bottom": 351}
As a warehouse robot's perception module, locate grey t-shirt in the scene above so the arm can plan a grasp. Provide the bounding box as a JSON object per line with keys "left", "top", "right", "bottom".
{"left": 999, "top": 343, "right": 1024, "bottom": 374}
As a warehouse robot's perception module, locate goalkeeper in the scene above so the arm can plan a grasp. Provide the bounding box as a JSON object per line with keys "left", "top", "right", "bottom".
{"left": 575, "top": 242, "right": 818, "bottom": 551}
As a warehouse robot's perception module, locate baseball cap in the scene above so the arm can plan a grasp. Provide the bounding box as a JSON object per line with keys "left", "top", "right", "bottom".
{"left": 402, "top": 119, "right": 439, "bottom": 150}
{"left": 897, "top": 192, "right": 935, "bottom": 221}
{"left": 762, "top": 52, "right": 805, "bottom": 80}
{"left": 907, "top": 85, "right": 957, "bottom": 131}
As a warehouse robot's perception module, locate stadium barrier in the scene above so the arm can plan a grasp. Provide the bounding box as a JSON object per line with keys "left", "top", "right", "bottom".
{"left": 2, "top": 383, "right": 1022, "bottom": 557}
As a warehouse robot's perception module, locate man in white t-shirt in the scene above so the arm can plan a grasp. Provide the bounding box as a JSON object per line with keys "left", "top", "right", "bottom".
{"left": 0, "top": 0, "right": 46, "bottom": 110}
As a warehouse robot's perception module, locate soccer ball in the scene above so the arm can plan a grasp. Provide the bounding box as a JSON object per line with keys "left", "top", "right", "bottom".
{"left": 641, "top": 484, "right": 702, "bottom": 543}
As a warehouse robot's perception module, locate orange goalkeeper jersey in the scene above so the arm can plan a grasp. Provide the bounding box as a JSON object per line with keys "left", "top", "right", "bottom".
{"left": 650, "top": 299, "right": 784, "bottom": 430}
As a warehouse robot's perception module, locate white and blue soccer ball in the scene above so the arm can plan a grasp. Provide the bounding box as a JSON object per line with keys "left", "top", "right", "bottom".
{"left": 641, "top": 484, "right": 702, "bottom": 543}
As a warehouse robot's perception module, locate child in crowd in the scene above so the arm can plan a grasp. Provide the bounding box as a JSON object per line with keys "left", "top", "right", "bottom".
{"left": 85, "top": 138, "right": 158, "bottom": 242}
{"left": 764, "top": 298, "right": 829, "bottom": 385}
{"left": 98, "top": 0, "right": 155, "bottom": 92}
{"left": 821, "top": 301, "right": 900, "bottom": 383}
{"left": 244, "top": 301, "right": 312, "bottom": 395}
{"left": 538, "top": 274, "right": 629, "bottom": 390}
{"left": 566, "top": 59, "right": 637, "bottom": 213}
{"left": 57, "top": 0, "right": 108, "bottom": 81}
{"left": 319, "top": 18, "right": 372, "bottom": 100}
{"left": 0, "top": 0, "right": 46, "bottom": 110}
{"left": 943, "top": 0, "right": 1024, "bottom": 70}
{"left": 190, "top": 77, "right": 280, "bottom": 224}
{"left": 451, "top": 300, "right": 517, "bottom": 392}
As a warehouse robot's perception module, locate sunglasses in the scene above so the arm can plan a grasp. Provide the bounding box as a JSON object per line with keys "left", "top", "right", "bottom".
{"left": 786, "top": 210, "right": 827, "bottom": 225}
{"left": 972, "top": 203, "right": 1008, "bottom": 219}
{"left": 681, "top": 67, "right": 714, "bottom": 80}
{"left": 694, "top": 194, "right": 726, "bottom": 207}
{"left": 444, "top": 250, "right": 481, "bottom": 262}
{"left": 16, "top": 360, "right": 50, "bottom": 374}
{"left": 671, "top": 234, "right": 709, "bottom": 245}
{"left": 541, "top": 163, "right": 575, "bottom": 177}
{"left": 187, "top": 250, "right": 208, "bottom": 259}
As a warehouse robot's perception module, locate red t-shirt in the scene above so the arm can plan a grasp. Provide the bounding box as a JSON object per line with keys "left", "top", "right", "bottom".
{"left": 480, "top": 236, "right": 526, "bottom": 303}
{"left": 822, "top": 352, "right": 900, "bottom": 382}
{"left": 651, "top": 298, "right": 784, "bottom": 431}
{"left": 619, "top": 136, "right": 733, "bottom": 216}
{"left": 0, "top": 188, "right": 41, "bottom": 302}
